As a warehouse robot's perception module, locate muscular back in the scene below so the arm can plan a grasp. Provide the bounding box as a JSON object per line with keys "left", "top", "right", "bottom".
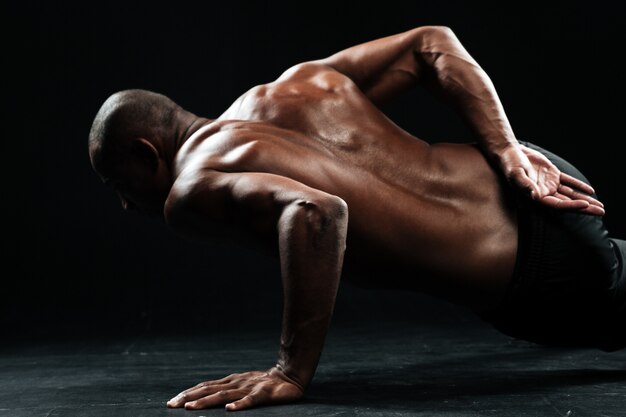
{"left": 171, "top": 62, "right": 518, "bottom": 311}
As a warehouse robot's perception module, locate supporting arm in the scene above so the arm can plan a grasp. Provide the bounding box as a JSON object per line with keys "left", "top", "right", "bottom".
{"left": 165, "top": 170, "right": 348, "bottom": 411}
{"left": 275, "top": 197, "right": 348, "bottom": 390}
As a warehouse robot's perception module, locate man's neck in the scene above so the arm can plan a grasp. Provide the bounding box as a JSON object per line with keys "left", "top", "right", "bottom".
{"left": 176, "top": 115, "right": 213, "bottom": 152}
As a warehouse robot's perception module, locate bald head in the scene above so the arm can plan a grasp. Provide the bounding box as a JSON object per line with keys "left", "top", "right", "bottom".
{"left": 88, "top": 89, "right": 179, "bottom": 171}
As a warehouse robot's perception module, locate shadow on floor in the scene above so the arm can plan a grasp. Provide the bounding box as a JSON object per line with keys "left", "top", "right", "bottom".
{"left": 305, "top": 347, "right": 626, "bottom": 410}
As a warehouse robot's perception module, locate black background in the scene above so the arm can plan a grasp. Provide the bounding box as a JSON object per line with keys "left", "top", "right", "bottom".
{"left": 5, "top": 1, "right": 625, "bottom": 341}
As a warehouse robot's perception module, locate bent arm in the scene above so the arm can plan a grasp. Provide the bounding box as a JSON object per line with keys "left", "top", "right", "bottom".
{"left": 165, "top": 170, "right": 348, "bottom": 409}
{"left": 315, "top": 25, "right": 515, "bottom": 155}
{"left": 315, "top": 26, "right": 604, "bottom": 215}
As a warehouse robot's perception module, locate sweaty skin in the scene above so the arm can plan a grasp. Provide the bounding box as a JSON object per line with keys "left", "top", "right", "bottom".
{"left": 90, "top": 26, "right": 604, "bottom": 411}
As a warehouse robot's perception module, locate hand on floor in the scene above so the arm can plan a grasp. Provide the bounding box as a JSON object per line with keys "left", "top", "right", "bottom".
{"left": 166, "top": 367, "right": 304, "bottom": 411}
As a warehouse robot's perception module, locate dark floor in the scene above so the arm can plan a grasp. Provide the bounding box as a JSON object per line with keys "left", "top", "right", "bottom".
{"left": 1, "top": 290, "right": 625, "bottom": 417}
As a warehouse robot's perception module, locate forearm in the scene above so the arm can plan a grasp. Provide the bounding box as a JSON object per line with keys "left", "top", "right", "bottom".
{"left": 275, "top": 197, "right": 348, "bottom": 390}
{"left": 417, "top": 27, "right": 518, "bottom": 155}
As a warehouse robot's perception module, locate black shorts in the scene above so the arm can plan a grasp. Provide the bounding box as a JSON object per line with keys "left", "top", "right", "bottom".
{"left": 479, "top": 142, "right": 625, "bottom": 352}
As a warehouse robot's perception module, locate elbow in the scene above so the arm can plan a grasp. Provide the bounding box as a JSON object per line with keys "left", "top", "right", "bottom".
{"left": 419, "top": 25, "right": 456, "bottom": 38}
{"left": 415, "top": 25, "right": 459, "bottom": 53}
{"left": 317, "top": 195, "right": 348, "bottom": 221}
{"left": 294, "top": 196, "right": 348, "bottom": 229}
{"left": 414, "top": 25, "right": 462, "bottom": 69}
{"left": 281, "top": 196, "right": 349, "bottom": 244}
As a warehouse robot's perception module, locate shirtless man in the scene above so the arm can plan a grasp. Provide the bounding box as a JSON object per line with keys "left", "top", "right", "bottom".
{"left": 88, "top": 26, "right": 625, "bottom": 411}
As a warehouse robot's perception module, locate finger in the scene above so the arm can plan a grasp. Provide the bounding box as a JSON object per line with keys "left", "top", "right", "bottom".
{"left": 182, "top": 376, "right": 235, "bottom": 393}
{"left": 168, "top": 392, "right": 196, "bottom": 408}
{"left": 558, "top": 184, "right": 604, "bottom": 208}
{"left": 541, "top": 194, "right": 589, "bottom": 211}
{"left": 185, "top": 389, "right": 246, "bottom": 410}
{"left": 579, "top": 203, "right": 605, "bottom": 216}
{"left": 226, "top": 393, "right": 261, "bottom": 411}
{"left": 168, "top": 382, "right": 234, "bottom": 407}
{"left": 560, "top": 173, "right": 596, "bottom": 195}
{"left": 180, "top": 374, "right": 240, "bottom": 394}
{"left": 541, "top": 194, "right": 605, "bottom": 216}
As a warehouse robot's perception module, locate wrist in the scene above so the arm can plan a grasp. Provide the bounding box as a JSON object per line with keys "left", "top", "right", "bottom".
{"left": 484, "top": 139, "right": 519, "bottom": 164}
{"left": 271, "top": 364, "right": 307, "bottom": 392}
{"left": 483, "top": 135, "right": 518, "bottom": 154}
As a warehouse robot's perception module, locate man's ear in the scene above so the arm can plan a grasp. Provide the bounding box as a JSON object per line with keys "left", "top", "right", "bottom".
{"left": 130, "top": 138, "right": 160, "bottom": 172}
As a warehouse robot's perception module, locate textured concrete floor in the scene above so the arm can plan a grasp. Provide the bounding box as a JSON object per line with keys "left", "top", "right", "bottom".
{"left": 1, "top": 306, "right": 625, "bottom": 417}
